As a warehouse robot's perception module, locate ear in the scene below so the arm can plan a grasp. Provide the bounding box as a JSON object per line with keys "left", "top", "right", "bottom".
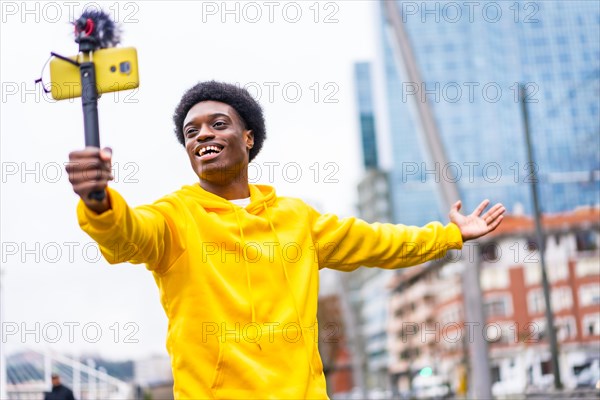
{"left": 244, "top": 130, "right": 254, "bottom": 149}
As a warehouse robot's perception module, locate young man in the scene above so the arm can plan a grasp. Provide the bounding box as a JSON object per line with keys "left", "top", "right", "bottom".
{"left": 67, "top": 81, "right": 505, "bottom": 399}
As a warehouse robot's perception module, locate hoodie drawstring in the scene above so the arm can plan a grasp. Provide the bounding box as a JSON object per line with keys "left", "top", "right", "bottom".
{"left": 262, "top": 202, "right": 316, "bottom": 377}
{"left": 233, "top": 207, "right": 257, "bottom": 326}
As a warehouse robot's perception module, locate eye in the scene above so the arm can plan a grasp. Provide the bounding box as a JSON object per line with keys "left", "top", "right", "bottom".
{"left": 185, "top": 128, "right": 198, "bottom": 137}
{"left": 213, "top": 121, "right": 227, "bottom": 128}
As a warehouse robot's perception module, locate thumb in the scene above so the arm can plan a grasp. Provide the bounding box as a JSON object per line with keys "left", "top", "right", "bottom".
{"left": 449, "top": 200, "right": 461, "bottom": 222}
{"left": 452, "top": 200, "right": 462, "bottom": 213}
{"left": 100, "top": 147, "right": 112, "bottom": 161}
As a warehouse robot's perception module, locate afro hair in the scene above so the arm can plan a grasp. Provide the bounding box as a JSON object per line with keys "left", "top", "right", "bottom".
{"left": 173, "top": 81, "right": 266, "bottom": 162}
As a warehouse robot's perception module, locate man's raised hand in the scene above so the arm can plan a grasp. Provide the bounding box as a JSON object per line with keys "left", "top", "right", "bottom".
{"left": 65, "top": 147, "right": 113, "bottom": 214}
{"left": 449, "top": 199, "right": 506, "bottom": 242}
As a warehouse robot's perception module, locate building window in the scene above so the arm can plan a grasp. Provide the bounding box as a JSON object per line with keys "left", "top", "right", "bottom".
{"left": 491, "top": 365, "right": 501, "bottom": 383}
{"left": 576, "top": 230, "right": 599, "bottom": 252}
{"left": 555, "top": 316, "right": 577, "bottom": 342}
{"left": 576, "top": 257, "right": 600, "bottom": 278}
{"left": 440, "top": 304, "right": 463, "bottom": 325}
{"left": 443, "top": 43, "right": 455, "bottom": 52}
{"left": 561, "top": 71, "right": 573, "bottom": 81}
{"left": 530, "top": 319, "right": 546, "bottom": 341}
{"left": 541, "top": 360, "right": 553, "bottom": 375}
{"left": 548, "top": 261, "right": 569, "bottom": 283}
{"left": 528, "top": 289, "right": 545, "bottom": 314}
{"left": 582, "top": 314, "right": 600, "bottom": 337}
{"left": 488, "top": 323, "right": 517, "bottom": 344}
{"left": 525, "top": 264, "right": 542, "bottom": 286}
{"left": 559, "top": 54, "right": 571, "bottom": 63}
{"left": 528, "top": 287, "right": 572, "bottom": 313}
{"left": 535, "top": 55, "right": 551, "bottom": 64}
{"left": 579, "top": 284, "right": 600, "bottom": 307}
{"left": 481, "top": 266, "right": 509, "bottom": 290}
{"left": 484, "top": 295, "right": 512, "bottom": 318}
{"left": 526, "top": 240, "right": 538, "bottom": 252}
{"left": 552, "top": 287, "right": 573, "bottom": 312}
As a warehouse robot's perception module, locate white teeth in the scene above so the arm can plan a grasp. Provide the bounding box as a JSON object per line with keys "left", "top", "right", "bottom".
{"left": 198, "top": 146, "right": 222, "bottom": 157}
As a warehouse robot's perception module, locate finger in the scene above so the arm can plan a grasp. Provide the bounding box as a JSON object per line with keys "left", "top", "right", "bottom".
{"left": 66, "top": 159, "right": 101, "bottom": 173}
{"left": 68, "top": 147, "right": 101, "bottom": 160}
{"left": 66, "top": 158, "right": 112, "bottom": 173}
{"left": 483, "top": 204, "right": 505, "bottom": 222}
{"left": 100, "top": 147, "right": 113, "bottom": 162}
{"left": 84, "top": 169, "right": 114, "bottom": 182}
{"left": 73, "top": 170, "right": 113, "bottom": 183}
{"left": 486, "top": 215, "right": 504, "bottom": 233}
{"left": 472, "top": 199, "right": 490, "bottom": 216}
{"left": 66, "top": 166, "right": 113, "bottom": 184}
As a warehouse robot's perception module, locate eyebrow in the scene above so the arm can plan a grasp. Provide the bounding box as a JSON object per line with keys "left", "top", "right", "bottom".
{"left": 184, "top": 113, "right": 231, "bottom": 129}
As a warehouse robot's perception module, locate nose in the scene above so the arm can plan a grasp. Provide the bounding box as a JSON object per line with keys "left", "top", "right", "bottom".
{"left": 196, "top": 125, "right": 215, "bottom": 142}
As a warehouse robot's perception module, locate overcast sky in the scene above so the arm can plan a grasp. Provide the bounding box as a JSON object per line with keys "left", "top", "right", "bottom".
{"left": 1, "top": 1, "right": 377, "bottom": 360}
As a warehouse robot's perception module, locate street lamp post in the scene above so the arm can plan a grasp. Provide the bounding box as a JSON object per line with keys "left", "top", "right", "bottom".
{"left": 519, "top": 83, "right": 563, "bottom": 390}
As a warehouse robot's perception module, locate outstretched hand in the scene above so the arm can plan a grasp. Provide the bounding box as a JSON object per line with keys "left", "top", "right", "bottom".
{"left": 449, "top": 200, "right": 505, "bottom": 242}
{"left": 66, "top": 147, "right": 113, "bottom": 214}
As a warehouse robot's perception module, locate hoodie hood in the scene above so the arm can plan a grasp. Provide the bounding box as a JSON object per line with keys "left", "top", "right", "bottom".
{"left": 179, "top": 183, "right": 277, "bottom": 214}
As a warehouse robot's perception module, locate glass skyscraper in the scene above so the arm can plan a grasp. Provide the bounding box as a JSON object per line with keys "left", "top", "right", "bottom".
{"left": 351, "top": 62, "right": 395, "bottom": 392}
{"left": 374, "top": 0, "right": 599, "bottom": 226}
{"left": 355, "top": 62, "right": 380, "bottom": 170}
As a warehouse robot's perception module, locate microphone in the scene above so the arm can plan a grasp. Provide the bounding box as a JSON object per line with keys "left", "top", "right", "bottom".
{"left": 73, "top": 10, "right": 121, "bottom": 51}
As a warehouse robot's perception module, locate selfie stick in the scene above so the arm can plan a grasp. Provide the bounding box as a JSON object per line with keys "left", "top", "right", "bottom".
{"left": 73, "top": 11, "right": 120, "bottom": 201}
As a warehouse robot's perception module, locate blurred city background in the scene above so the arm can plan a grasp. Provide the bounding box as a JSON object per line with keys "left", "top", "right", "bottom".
{"left": 1, "top": 0, "right": 599, "bottom": 399}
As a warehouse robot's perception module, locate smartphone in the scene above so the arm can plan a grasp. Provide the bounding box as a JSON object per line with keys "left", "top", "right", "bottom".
{"left": 49, "top": 47, "right": 139, "bottom": 100}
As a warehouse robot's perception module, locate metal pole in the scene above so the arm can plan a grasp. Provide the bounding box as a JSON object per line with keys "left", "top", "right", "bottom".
{"left": 519, "top": 83, "right": 563, "bottom": 389}
{"left": 44, "top": 351, "right": 52, "bottom": 387}
{"left": 88, "top": 358, "right": 97, "bottom": 400}
{"left": 339, "top": 273, "right": 368, "bottom": 398}
{"left": 72, "top": 356, "right": 81, "bottom": 399}
{"left": 80, "top": 59, "right": 106, "bottom": 201}
{"left": 382, "top": 1, "right": 492, "bottom": 397}
{"left": 461, "top": 245, "right": 493, "bottom": 398}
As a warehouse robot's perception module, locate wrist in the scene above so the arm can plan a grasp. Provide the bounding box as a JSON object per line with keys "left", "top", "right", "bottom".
{"left": 83, "top": 192, "right": 111, "bottom": 214}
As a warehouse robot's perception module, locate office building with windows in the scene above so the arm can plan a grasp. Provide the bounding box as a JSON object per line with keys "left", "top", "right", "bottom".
{"left": 348, "top": 62, "right": 396, "bottom": 393}
{"left": 373, "top": 0, "right": 599, "bottom": 227}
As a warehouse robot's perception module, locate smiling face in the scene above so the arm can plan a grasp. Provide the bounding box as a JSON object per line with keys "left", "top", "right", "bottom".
{"left": 183, "top": 101, "right": 254, "bottom": 190}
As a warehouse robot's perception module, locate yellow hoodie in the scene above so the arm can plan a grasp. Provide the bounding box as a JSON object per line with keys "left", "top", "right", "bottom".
{"left": 77, "top": 183, "right": 462, "bottom": 399}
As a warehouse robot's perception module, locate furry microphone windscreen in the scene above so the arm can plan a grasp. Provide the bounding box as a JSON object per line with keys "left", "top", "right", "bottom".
{"left": 74, "top": 10, "right": 121, "bottom": 49}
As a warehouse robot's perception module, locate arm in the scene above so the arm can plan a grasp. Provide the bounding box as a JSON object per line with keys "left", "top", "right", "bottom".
{"left": 310, "top": 210, "right": 462, "bottom": 271}
{"left": 67, "top": 148, "right": 185, "bottom": 271}
{"left": 310, "top": 200, "right": 505, "bottom": 271}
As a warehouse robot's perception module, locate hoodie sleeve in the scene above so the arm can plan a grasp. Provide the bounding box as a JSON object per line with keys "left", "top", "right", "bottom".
{"left": 77, "top": 187, "right": 186, "bottom": 273}
{"left": 308, "top": 207, "right": 463, "bottom": 271}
